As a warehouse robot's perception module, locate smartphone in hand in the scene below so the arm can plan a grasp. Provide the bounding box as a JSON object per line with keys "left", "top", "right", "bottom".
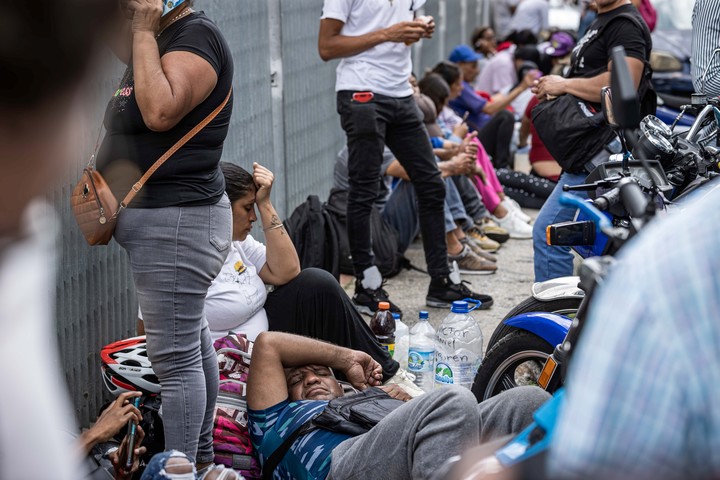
{"left": 124, "top": 396, "right": 142, "bottom": 470}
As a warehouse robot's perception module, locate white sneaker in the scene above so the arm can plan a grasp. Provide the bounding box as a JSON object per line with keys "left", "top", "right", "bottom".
{"left": 493, "top": 211, "right": 533, "bottom": 239}
{"left": 501, "top": 198, "right": 532, "bottom": 224}
{"left": 385, "top": 368, "right": 425, "bottom": 397}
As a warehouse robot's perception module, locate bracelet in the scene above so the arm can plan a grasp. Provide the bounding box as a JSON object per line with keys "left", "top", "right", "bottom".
{"left": 263, "top": 223, "right": 285, "bottom": 232}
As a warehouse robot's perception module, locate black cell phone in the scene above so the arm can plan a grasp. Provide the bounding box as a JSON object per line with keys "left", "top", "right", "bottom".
{"left": 124, "top": 396, "right": 142, "bottom": 470}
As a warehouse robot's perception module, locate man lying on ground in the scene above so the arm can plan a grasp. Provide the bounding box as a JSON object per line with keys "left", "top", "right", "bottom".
{"left": 247, "top": 331, "right": 549, "bottom": 479}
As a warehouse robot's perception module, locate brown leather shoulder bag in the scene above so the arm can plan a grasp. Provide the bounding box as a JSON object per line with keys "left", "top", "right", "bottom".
{"left": 71, "top": 88, "right": 232, "bottom": 245}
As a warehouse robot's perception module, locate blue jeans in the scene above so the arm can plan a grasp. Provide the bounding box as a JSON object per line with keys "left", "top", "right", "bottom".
{"left": 115, "top": 194, "right": 232, "bottom": 464}
{"left": 532, "top": 171, "right": 588, "bottom": 282}
{"left": 140, "top": 451, "right": 196, "bottom": 480}
{"left": 382, "top": 176, "right": 471, "bottom": 253}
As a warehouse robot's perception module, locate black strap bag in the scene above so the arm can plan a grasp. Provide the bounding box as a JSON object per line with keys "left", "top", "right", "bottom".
{"left": 531, "top": 95, "right": 617, "bottom": 174}
{"left": 261, "top": 387, "right": 404, "bottom": 479}
{"left": 531, "top": 11, "right": 654, "bottom": 174}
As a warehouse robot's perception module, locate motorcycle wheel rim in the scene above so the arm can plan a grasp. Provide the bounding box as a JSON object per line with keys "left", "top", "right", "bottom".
{"left": 484, "top": 349, "right": 549, "bottom": 400}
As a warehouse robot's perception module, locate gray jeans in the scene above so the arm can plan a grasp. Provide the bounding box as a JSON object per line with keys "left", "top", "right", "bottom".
{"left": 328, "top": 386, "right": 549, "bottom": 480}
{"left": 114, "top": 194, "right": 232, "bottom": 464}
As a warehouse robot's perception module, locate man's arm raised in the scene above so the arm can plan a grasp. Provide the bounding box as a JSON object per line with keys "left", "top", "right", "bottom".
{"left": 318, "top": 18, "right": 427, "bottom": 61}
{"left": 247, "top": 332, "right": 383, "bottom": 411}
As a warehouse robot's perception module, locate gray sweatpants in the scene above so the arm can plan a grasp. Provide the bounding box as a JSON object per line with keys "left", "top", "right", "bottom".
{"left": 328, "top": 386, "right": 549, "bottom": 480}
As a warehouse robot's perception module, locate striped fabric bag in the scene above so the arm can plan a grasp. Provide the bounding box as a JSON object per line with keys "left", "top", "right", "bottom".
{"left": 212, "top": 333, "right": 260, "bottom": 479}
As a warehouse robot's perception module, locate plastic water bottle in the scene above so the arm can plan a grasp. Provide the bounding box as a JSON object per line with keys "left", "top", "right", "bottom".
{"left": 408, "top": 311, "right": 436, "bottom": 392}
{"left": 393, "top": 313, "right": 409, "bottom": 370}
{"left": 434, "top": 300, "right": 483, "bottom": 390}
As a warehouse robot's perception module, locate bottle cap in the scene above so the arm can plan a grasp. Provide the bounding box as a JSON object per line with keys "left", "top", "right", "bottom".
{"left": 451, "top": 300, "right": 469, "bottom": 313}
{"left": 419, "top": 311, "right": 429, "bottom": 320}
{"left": 378, "top": 302, "right": 390, "bottom": 310}
{"left": 392, "top": 313, "right": 401, "bottom": 320}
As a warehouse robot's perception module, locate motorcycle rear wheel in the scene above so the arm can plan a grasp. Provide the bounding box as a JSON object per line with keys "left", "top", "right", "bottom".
{"left": 472, "top": 330, "right": 554, "bottom": 402}
{"left": 486, "top": 296, "right": 582, "bottom": 350}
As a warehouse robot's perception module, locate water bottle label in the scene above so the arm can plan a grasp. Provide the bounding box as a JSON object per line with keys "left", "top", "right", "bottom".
{"left": 435, "top": 362, "right": 455, "bottom": 385}
{"left": 380, "top": 342, "right": 395, "bottom": 358}
{"left": 434, "top": 360, "right": 479, "bottom": 386}
{"left": 407, "top": 349, "right": 434, "bottom": 373}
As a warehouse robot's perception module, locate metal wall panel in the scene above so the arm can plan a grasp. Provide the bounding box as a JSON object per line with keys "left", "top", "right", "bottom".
{"left": 57, "top": 0, "right": 485, "bottom": 427}
{"left": 444, "top": 0, "right": 465, "bottom": 59}
{"left": 280, "top": 0, "right": 344, "bottom": 214}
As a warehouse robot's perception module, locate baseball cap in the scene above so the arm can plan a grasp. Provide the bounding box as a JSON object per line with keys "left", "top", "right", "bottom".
{"left": 542, "top": 32, "right": 575, "bottom": 58}
{"left": 449, "top": 45, "right": 483, "bottom": 63}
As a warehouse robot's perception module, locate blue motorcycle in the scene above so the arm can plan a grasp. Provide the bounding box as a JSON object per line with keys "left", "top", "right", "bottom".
{"left": 472, "top": 53, "right": 720, "bottom": 402}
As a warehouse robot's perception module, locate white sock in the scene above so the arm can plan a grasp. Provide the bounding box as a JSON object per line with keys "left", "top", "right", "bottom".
{"left": 360, "top": 265, "right": 382, "bottom": 290}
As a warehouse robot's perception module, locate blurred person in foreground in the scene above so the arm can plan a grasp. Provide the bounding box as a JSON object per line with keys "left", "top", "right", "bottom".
{"left": 691, "top": 0, "right": 720, "bottom": 99}
{"left": 99, "top": 0, "right": 234, "bottom": 468}
{"left": 0, "top": 0, "right": 109, "bottom": 478}
{"left": 547, "top": 172, "right": 720, "bottom": 480}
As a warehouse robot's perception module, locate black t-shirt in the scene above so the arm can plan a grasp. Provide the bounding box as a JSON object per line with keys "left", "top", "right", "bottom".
{"left": 569, "top": 4, "right": 651, "bottom": 80}
{"left": 97, "top": 12, "right": 234, "bottom": 208}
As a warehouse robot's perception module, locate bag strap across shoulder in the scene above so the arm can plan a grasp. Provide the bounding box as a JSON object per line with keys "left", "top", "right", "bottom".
{"left": 261, "top": 419, "right": 317, "bottom": 480}
{"left": 114, "top": 87, "right": 233, "bottom": 217}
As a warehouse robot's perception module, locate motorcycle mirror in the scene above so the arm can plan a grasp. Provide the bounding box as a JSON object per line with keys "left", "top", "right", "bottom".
{"left": 610, "top": 46, "right": 641, "bottom": 129}
{"left": 600, "top": 86, "right": 618, "bottom": 129}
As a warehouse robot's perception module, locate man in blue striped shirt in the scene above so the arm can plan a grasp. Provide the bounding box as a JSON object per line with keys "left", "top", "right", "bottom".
{"left": 692, "top": 0, "right": 720, "bottom": 98}
{"left": 548, "top": 185, "right": 720, "bottom": 478}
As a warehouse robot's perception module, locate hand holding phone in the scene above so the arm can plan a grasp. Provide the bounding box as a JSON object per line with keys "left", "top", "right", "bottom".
{"left": 124, "top": 396, "right": 142, "bottom": 470}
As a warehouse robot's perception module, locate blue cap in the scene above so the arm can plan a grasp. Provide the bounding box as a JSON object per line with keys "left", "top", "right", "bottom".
{"left": 392, "top": 313, "right": 401, "bottom": 320}
{"left": 449, "top": 44, "right": 483, "bottom": 63}
{"left": 419, "top": 311, "right": 429, "bottom": 320}
{"left": 451, "top": 300, "right": 470, "bottom": 313}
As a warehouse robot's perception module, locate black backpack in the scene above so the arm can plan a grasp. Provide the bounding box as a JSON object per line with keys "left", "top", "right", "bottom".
{"left": 325, "top": 189, "right": 411, "bottom": 279}
{"left": 284, "top": 195, "right": 340, "bottom": 280}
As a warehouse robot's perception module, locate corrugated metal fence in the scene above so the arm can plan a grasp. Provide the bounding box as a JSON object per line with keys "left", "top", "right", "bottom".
{"left": 59, "top": 0, "right": 489, "bottom": 427}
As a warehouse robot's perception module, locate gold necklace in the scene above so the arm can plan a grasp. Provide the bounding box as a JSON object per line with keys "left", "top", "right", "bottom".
{"left": 155, "top": 8, "right": 193, "bottom": 39}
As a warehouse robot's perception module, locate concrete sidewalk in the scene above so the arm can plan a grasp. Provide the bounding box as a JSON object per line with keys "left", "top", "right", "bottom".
{"left": 342, "top": 209, "right": 539, "bottom": 352}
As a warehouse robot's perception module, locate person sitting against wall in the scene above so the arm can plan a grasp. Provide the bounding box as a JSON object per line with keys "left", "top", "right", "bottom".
{"left": 208, "top": 162, "right": 420, "bottom": 393}
{"left": 445, "top": 45, "right": 536, "bottom": 170}
{"left": 421, "top": 71, "right": 534, "bottom": 239}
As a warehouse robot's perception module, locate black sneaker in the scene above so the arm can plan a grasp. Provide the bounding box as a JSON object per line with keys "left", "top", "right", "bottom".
{"left": 353, "top": 280, "right": 403, "bottom": 317}
{"left": 426, "top": 276, "right": 494, "bottom": 309}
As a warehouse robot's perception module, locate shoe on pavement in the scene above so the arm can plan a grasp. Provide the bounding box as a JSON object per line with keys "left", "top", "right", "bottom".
{"left": 426, "top": 272, "right": 494, "bottom": 309}
{"left": 353, "top": 279, "right": 403, "bottom": 318}
{"left": 501, "top": 198, "right": 532, "bottom": 224}
{"left": 384, "top": 368, "right": 425, "bottom": 397}
{"left": 493, "top": 211, "right": 533, "bottom": 239}
{"left": 449, "top": 245, "right": 497, "bottom": 275}
{"left": 465, "top": 226, "right": 501, "bottom": 252}
{"left": 460, "top": 236, "right": 498, "bottom": 262}
{"left": 477, "top": 217, "right": 510, "bottom": 244}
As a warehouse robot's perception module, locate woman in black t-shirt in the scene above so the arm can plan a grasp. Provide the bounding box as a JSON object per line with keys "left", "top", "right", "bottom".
{"left": 98, "top": 0, "right": 234, "bottom": 469}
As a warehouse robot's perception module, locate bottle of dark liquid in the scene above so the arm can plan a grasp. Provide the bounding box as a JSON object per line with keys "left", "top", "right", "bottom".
{"left": 370, "top": 302, "right": 396, "bottom": 358}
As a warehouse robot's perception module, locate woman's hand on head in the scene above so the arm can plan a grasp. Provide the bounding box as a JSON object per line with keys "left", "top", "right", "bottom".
{"left": 128, "top": 0, "right": 163, "bottom": 35}
{"left": 253, "top": 163, "right": 275, "bottom": 205}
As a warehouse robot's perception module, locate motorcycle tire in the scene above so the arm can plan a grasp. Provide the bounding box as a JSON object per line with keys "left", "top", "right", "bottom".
{"left": 472, "top": 330, "right": 554, "bottom": 402}
{"left": 486, "top": 296, "right": 583, "bottom": 351}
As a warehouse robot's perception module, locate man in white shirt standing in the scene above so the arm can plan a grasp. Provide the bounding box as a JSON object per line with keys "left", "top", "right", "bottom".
{"left": 318, "top": 0, "right": 494, "bottom": 316}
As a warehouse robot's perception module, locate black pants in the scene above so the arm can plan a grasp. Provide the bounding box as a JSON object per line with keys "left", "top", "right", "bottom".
{"left": 496, "top": 168, "right": 556, "bottom": 209}
{"left": 264, "top": 268, "right": 399, "bottom": 380}
{"left": 477, "top": 110, "right": 515, "bottom": 170}
{"left": 337, "top": 91, "right": 449, "bottom": 280}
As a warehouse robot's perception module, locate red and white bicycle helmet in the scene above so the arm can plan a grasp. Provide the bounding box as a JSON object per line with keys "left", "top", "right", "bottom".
{"left": 101, "top": 336, "right": 161, "bottom": 396}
